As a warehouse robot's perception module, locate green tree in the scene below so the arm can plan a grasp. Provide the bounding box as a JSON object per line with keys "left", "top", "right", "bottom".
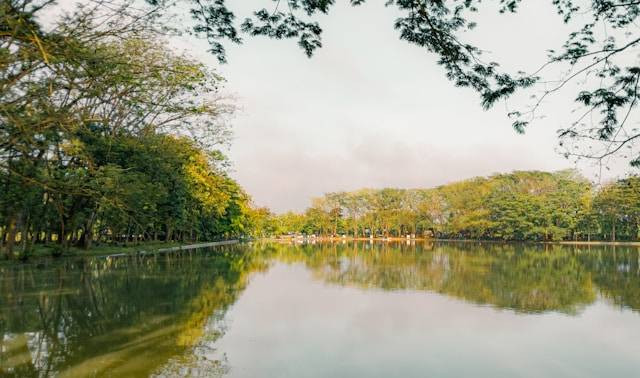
{"left": 0, "top": 1, "right": 254, "bottom": 257}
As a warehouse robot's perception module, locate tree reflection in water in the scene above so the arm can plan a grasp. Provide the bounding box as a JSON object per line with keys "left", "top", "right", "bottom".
{"left": 264, "top": 242, "right": 640, "bottom": 314}
{"left": 1, "top": 242, "right": 639, "bottom": 376}
{"left": 0, "top": 246, "right": 267, "bottom": 377}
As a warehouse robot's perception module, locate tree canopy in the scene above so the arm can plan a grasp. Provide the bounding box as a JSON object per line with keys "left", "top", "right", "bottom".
{"left": 264, "top": 170, "right": 640, "bottom": 242}
{"left": 0, "top": 0, "right": 257, "bottom": 258}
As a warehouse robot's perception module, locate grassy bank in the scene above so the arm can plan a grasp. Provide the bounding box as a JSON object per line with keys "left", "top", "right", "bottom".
{"left": 2, "top": 240, "right": 243, "bottom": 264}
{"left": 5, "top": 241, "right": 186, "bottom": 261}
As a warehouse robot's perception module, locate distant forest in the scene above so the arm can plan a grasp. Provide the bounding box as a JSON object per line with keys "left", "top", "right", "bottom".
{"left": 253, "top": 170, "right": 640, "bottom": 242}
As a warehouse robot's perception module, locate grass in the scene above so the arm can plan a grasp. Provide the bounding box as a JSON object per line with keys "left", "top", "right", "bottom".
{"left": 5, "top": 241, "right": 187, "bottom": 261}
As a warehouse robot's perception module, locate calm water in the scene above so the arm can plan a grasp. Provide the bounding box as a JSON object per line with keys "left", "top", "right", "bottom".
{"left": 1, "top": 242, "right": 640, "bottom": 377}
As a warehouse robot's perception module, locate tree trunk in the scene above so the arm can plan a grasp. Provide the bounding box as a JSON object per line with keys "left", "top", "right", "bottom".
{"left": 165, "top": 225, "right": 173, "bottom": 242}
{"left": 81, "top": 224, "right": 94, "bottom": 250}
{"left": 20, "top": 215, "right": 31, "bottom": 257}
{"left": 125, "top": 224, "right": 131, "bottom": 246}
{"left": 56, "top": 202, "right": 68, "bottom": 250}
{"left": 4, "top": 217, "right": 17, "bottom": 259}
{"left": 133, "top": 225, "right": 139, "bottom": 245}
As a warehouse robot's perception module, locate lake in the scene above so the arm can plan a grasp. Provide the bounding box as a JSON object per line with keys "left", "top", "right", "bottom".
{"left": 1, "top": 241, "right": 640, "bottom": 377}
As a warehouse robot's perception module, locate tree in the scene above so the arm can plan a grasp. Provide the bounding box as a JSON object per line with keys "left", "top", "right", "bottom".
{"left": 0, "top": 1, "right": 253, "bottom": 258}
{"left": 593, "top": 176, "right": 640, "bottom": 241}
{"left": 248, "top": 207, "right": 276, "bottom": 238}
{"left": 266, "top": 169, "right": 640, "bottom": 242}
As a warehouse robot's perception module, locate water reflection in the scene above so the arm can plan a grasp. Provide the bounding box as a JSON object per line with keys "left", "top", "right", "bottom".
{"left": 0, "top": 246, "right": 266, "bottom": 377}
{"left": 1, "top": 242, "right": 640, "bottom": 376}
{"left": 260, "top": 242, "right": 640, "bottom": 314}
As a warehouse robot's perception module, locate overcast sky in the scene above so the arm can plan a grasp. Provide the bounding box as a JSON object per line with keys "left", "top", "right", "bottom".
{"left": 66, "top": 0, "right": 635, "bottom": 212}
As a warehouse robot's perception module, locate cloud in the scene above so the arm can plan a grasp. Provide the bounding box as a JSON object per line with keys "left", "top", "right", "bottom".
{"left": 231, "top": 130, "right": 571, "bottom": 212}
{"left": 192, "top": 0, "right": 631, "bottom": 212}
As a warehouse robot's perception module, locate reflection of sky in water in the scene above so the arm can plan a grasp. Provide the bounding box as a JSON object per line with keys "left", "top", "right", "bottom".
{"left": 211, "top": 263, "right": 640, "bottom": 378}
{"left": 2, "top": 242, "right": 640, "bottom": 377}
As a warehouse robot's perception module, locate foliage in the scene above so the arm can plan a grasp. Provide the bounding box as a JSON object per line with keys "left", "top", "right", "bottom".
{"left": 0, "top": 1, "right": 254, "bottom": 259}
{"left": 0, "top": 245, "right": 265, "bottom": 376}
{"left": 267, "top": 170, "right": 640, "bottom": 242}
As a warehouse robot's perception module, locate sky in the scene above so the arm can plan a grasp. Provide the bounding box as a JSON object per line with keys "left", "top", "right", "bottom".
{"left": 61, "top": 0, "right": 636, "bottom": 212}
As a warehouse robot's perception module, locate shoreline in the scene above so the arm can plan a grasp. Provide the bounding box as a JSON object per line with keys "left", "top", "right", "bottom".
{"left": 1, "top": 240, "right": 240, "bottom": 265}
{"left": 6, "top": 237, "right": 638, "bottom": 265}
{"left": 100, "top": 240, "right": 240, "bottom": 259}
{"left": 262, "top": 236, "right": 640, "bottom": 247}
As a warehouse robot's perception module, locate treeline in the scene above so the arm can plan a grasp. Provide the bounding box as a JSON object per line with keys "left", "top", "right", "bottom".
{"left": 0, "top": 2, "right": 256, "bottom": 258}
{"left": 256, "top": 170, "right": 640, "bottom": 242}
